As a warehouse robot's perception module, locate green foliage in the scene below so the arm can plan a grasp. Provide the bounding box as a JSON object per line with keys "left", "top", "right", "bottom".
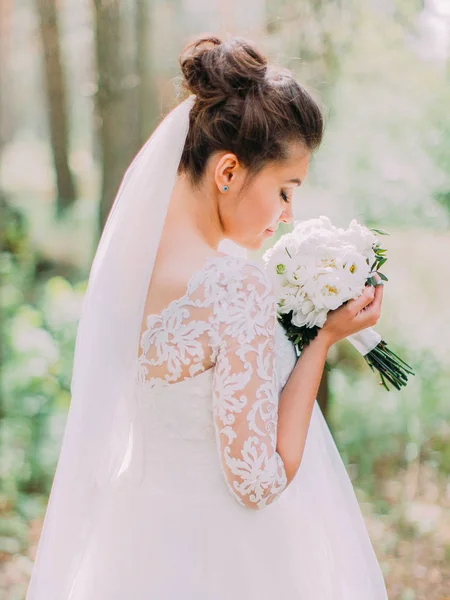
{"left": 329, "top": 345, "right": 450, "bottom": 496}
{"left": 291, "top": 0, "right": 450, "bottom": 231}
{"left": 1, "top": 202, "right": 83, "bottom": 510}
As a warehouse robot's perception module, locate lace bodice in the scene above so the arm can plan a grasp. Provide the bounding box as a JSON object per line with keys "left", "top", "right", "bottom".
{"left": 135, "top": 254, "right": 297, "bottom": 510}
{"left": 68, "top": 261, "right": 389, "bottom": 600}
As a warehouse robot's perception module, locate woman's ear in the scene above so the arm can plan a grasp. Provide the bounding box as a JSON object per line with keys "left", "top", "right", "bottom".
{"left": 214, "top": 152, "right": 240, "bottom": 193}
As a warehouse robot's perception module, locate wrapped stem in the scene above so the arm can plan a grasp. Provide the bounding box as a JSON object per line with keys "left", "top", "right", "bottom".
{"left": 364, "top": 340, "right": 415, "bottom": 391}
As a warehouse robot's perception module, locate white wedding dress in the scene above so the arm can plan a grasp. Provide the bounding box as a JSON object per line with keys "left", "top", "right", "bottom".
{"left": 67, "top": 254, "right": 388, "bottom": 599}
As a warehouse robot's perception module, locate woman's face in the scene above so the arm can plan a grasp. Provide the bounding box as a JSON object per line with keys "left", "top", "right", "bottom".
{"left": 215, "top": 142, "right": 311, "bottom": 250}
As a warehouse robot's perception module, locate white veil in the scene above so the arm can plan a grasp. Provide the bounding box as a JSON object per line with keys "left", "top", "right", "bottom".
{"left": 26, "top": 94, "right": 208, "bottom": 599}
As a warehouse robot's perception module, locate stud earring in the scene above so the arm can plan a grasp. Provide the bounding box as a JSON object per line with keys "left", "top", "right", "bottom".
{"left": 223, "top": 185, "right": 229, "bottom": 192}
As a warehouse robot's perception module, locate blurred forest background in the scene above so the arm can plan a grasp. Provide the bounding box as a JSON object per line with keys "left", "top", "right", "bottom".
{"left": 1, "top": 0, "right": 450, "bottom": 598}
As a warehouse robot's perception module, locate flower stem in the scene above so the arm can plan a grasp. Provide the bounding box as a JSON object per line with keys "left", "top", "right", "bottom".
{"left": 364, "top": 340, "right": 415, "bottom": 391}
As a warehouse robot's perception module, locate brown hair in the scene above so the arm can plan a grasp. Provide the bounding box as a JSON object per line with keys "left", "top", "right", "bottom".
{"left": 177, "top": 35, "right": 324, "bottom": 189}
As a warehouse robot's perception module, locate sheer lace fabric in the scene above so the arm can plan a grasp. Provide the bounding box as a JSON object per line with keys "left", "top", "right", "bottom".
{"left": 136, "top": 255, "right": 287, "bottom": 509}
{"left": 68, "top": 254, "right": 388, "bottom": 599}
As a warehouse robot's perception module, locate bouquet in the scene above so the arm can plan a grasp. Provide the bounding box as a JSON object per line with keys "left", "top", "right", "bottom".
{"left": 262, "top": 216, "right": 415, "bottom": 391}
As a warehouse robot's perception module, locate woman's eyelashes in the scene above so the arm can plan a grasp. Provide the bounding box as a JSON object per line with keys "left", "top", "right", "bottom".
{"left": 280, "top": 189, "right": 290, "bottom": 203}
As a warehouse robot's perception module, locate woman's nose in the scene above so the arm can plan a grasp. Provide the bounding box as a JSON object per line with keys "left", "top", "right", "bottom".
{"left": 280, "top": 203, "right": 294, "bottom": 225}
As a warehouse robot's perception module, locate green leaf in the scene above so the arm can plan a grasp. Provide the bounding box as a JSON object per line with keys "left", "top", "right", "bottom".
{"left": 370, "top": 228, "right": 390, "bottom": 236}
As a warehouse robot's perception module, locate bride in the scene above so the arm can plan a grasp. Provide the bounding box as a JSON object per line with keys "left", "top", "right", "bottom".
{"left": 26, "top": 35, "right": 388, "bottom": 599}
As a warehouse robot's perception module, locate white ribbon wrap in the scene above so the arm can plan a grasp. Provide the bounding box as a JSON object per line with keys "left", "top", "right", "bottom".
{"left": 346, "top": 328, "right": 382, "bottom": 356}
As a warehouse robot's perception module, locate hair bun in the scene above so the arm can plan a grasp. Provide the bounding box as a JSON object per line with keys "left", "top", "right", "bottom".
{"left": 179, "top": 35, "right": 268, "bottom": 103}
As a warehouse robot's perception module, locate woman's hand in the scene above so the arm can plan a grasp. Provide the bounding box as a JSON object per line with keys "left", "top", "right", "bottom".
{"left": 318, "top": 273, "right": 384, "bottom": 349}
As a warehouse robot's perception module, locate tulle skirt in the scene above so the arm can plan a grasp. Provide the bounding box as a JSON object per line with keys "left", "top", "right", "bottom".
{"left": 68, "top": 400, "right": 388, "bottom": 600}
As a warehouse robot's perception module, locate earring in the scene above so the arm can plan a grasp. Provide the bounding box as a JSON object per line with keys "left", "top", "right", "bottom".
{"left": 223, "top": 185, "right": 229, "bottom": 192}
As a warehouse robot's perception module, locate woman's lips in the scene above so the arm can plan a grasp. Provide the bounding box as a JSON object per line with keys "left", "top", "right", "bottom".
{"left": 265, "top": 228, "right": 276, "bottom": 236}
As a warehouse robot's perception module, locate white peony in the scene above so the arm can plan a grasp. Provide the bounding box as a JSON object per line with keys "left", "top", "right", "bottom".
{"left": 340, "top": 220, "right": 378, "bottom": 261}
{"left": 303, "top": 271, "right": 353, "bottom": 311}
{"left": 262, "top": 215, "right": 380, "bottom": 331}
{"left": 292, "top": 307, "right": 328, "bottom": 328}
{"left": 292, "top": 215, "right": 338, "bottom": 238}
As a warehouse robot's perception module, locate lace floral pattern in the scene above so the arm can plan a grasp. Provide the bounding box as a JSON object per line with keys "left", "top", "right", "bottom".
{"left": 138, "top": 308, "right": 211, "bottom": 383}
{"left": 136, "top": 255, "right": 288, "bottom": 509}
{"left": 211, "top": 260, "right": 288, "bottom": 509}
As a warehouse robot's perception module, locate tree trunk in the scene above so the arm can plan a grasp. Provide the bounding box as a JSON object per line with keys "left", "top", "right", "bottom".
{"left": 135, "top": 0, "right": 158, "bottom": 143}
{"left": 0, "top": 0, "right": 13, "bottom": 152}
{"left": 35, "top": 0, "right": 77, "bottom": 215}
{"left": 317, "top": 367, "right": 329, "bottom": 420}
{"left": 92, "top": 0, "right": 144, "bottom": 235}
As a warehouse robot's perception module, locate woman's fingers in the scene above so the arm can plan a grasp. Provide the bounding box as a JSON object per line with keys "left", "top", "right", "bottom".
{"left": 353, "top": 274, "right": 384, "bottom": 326}
{"left": 347, "top": 285, "right": 376, "bottom": 316}
{"left": 371, "top": 273, "right": 384, "bottom": 311}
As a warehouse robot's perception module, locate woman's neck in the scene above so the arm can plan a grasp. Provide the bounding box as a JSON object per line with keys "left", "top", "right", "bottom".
{"left": 162, "top": 173, "right": 224, "bottom": 254}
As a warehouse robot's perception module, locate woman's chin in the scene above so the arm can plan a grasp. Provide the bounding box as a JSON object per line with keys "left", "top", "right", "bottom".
{"left": 247, "top": 237, "right": 267, "bottom": 251}
{"left": 224, "top": 232, "right": 269, "bottom": 252}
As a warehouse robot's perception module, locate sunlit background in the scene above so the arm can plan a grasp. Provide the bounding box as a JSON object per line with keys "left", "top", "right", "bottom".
{"left": 1, "top": 1, "right": 450, "bottom": 598}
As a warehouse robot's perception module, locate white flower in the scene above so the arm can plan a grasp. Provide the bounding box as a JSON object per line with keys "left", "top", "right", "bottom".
{"left": 292, "top": 306, "right": 328, "bottom": 328}
{"left": 292, "top": 215, "right": 338, "bottom": 238}
{"left": 290, "top": 297, "right": 315, "bottom": 326}
{"left": 284, "top": 258, "right": 315, "bottom": 287}
{"left": 339, "top": 247, "right": 371, "bottom": 292}
{"left": 278, "top": 286, "right": 306, "bottom": 314}
{"left": 263, "top": 215, "right": 382, "bottom": 334}
{"left": 340, "top": 220, "right": 378, "bottom": 261}
{"left": 304, "top": 271, "right": 352, "bottom": 310}
{"left": 308, "top": 308, "right": 328, "bottom": 328}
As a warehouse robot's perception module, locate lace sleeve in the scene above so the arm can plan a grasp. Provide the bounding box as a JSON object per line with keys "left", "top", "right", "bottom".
{"left": 211, "top": 260, "right": 288, "bottom": 510}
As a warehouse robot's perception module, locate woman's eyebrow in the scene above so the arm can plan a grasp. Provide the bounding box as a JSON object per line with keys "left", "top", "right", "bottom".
{"left": 285, "top": 178, "right": 302, "bottom": 186}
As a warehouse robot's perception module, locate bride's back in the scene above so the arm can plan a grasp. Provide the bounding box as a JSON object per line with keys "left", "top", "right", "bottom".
{"left": 136, "top": 253, "right": 229, "bottom": 386}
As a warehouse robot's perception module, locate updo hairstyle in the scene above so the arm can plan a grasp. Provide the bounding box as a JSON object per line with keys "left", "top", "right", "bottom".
{"left": 178, "top": 35, "right": 324, "bottom": 189}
